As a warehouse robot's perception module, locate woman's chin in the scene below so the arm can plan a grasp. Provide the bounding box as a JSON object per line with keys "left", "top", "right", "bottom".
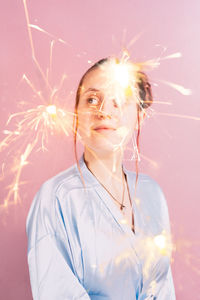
{"left": 84, "top": 139, "right": 125, "bottom": 155}
{"left": 79, "top": 130, "right": 131, "bottom": 155}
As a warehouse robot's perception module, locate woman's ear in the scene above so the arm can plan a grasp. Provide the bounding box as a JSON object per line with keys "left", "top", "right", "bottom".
{"left": 135, "top": 110, "right": 146, "bottom": 130}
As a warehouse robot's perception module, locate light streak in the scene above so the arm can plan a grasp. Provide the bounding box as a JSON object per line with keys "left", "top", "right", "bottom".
{"left": 29, "top": 24, "right": 67, "bottom": 45}
{"left": 161, "top": 52, "right": 182, "bottom": 60}
{"left": 155, "top": 112, "right": 200, "bottom": 121}
{"left": 23, "top": 0, "right": 52, "bottom": 91}
{"left": 158, "top": 79, "right": 192, "bottom": 95}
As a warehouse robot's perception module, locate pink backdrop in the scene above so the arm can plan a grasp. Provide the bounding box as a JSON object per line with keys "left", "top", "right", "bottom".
{"left": 0, "top": 0, "right": 199, "bottom": 299}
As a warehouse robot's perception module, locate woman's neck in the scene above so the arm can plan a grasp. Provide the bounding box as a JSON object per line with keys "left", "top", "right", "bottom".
{"left": 83, "top": 148, "right": 124, "bottom": 185}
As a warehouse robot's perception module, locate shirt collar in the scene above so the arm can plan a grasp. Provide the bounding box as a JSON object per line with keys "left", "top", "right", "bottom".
{"left": 78, "top": 153, "right": 131, "bottom": 188}
{"left": 78, "top": 153, "right": 138, "bottom": 238}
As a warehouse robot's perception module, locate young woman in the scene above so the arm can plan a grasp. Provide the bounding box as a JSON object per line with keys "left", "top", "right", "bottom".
{"left": 26, "top": 57, "right": 176, "bottom": 299}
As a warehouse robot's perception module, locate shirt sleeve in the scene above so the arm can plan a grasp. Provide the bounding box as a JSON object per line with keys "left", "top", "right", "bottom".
{"left": 26, "top": 184, "right": 91, "bottom": 300}
{"left": 139, "top": 177, "right": 176, "bottom": 300}
{"left": 153, "top": 181, "right": 176, "bottom": 300}
{"left": 156, "top": 266, "right": 176, "bottom": 300}
{"left": 27, "top": 235, "right": 90, "bottom": 300}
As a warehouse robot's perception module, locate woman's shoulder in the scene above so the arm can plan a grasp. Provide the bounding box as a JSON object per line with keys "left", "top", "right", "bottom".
{"left": 26, "top": 162, "right": 84, "bottom": 247}
{"left": 125, "top": 168, "right": 168, "bottom": 210}
{"left": 126, "top": 169, "right": 170, "bottom": 231}
{"left": 36, "top": 162, "right": 83, "bottom": 201}
{"left": 125, "top": 167, "right": 163, "bottom": 190}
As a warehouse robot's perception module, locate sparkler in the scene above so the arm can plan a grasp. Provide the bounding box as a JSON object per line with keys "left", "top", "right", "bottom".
{"left": 0, "top": 0, "right": 75, "bottom": 209}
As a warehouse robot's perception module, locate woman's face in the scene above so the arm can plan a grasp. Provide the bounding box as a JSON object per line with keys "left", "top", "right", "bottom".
{"left": 77, "top": 63, "right": 144, "bottom": 154}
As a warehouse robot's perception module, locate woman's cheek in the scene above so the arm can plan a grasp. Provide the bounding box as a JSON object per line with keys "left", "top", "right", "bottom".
{"left": 79, "top": 118, "right": 94, "bottom": 140}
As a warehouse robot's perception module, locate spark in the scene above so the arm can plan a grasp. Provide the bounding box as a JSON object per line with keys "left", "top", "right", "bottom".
{"left": 21, "top": 74, "right": 45, "bottom": 102}
{"left": 97, "top": 53, "right": 142, "bottom": 109}
{"left": 155, "top": 112, "right": 200, "bottom": 121}
{"left": 0, "top": 103, "right": 74, "bottom": 209}
{"left": 46, "top": 104, "right": 57, "bottom": 116}
{"left": 139, "top": 153, "right": 159, "bottom": 168}
{"left": 161, "top": 52, "right": 182, "bottom": 60}
{"left": 131, "top": 131, "right": 140, "bottom": 162}
{"left": 102, "top": 54, "right": 136, "bottom": 90}
{"left": 126, "top": 31, "right": 145, "bottom": 49}
{"left": 23, "top": 0, "right": 52, "bottom": 91}
{"left": 113, "top": 63, "right": 131, "bottom": 87}
{"left": 153, "top": 100, "right": 172, "bottom": 105}
{"left": 29, "top": 24, "right": 67, "bottom": 45}
{"left": 158, "top": 79, "right": 192, "bottom": 95}
{"left": 136, "top": 52, "right": 182, "bottom": 70}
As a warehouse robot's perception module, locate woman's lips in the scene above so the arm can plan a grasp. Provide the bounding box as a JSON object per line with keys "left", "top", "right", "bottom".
{"left": 92, "top": 126, "right": 116, "bottom": 135}
{"left": 95, "top": 129, "right": 114, "bottom": 133}
{"left": 93, "top": 126, "right": 116, "bottom": 132}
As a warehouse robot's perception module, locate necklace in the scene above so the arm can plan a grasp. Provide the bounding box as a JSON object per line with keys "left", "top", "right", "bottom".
{"left": 100, "top": 171, "right": 126, "bottom": 210}
{"left": 98, "top": 172, "right": 134, "bottom": 232}
{"left": 88, "top": 165, "right": 135, "bottom": 233}
{"left": 89, "top": 167, "right": 126, "bottom": 210}
{"left": 125, "top": 175, "right": 135, "bottom": 233}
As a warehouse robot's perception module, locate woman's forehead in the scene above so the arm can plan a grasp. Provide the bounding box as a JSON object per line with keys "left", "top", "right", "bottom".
{"left": 80, "top": 67, "right": 112, "bottom": 93}
{"left": 80, "top": 59, "right": 139, "bottom": 96}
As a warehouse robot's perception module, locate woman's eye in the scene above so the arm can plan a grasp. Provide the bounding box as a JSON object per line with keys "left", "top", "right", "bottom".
{"left": 113, "top": 99, "right": 119, "bottom": 108}
{"left": 87, "top": 97, "right": 99, "bottom": 105}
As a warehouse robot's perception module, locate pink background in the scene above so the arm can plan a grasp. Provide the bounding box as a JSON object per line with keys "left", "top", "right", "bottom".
{"left": 0, "top": 0, "right": 199, "bottom": 299}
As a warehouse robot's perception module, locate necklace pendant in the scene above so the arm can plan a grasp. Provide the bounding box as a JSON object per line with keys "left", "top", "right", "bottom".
{"left": 120, "top": 204, "right": 125, "bottom": 210}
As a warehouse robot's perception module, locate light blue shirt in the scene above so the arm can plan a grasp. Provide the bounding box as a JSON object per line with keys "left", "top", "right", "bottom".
{"left": 26, "top": 155, "right": 176, "bottom": 299}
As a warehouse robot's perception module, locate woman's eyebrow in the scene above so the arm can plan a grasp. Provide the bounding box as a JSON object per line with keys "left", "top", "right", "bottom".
{"left": 82, "top": 88, "right": 100, "bottom": 95}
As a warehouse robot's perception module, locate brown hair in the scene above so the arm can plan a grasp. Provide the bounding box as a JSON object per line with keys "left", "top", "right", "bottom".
{"left": 73, "top": 58, "right": 153, "bottom": 190}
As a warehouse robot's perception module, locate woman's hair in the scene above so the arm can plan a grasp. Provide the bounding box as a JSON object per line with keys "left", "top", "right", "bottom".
{"left": 73, "top": 57, "right": 153, "bottom": 190}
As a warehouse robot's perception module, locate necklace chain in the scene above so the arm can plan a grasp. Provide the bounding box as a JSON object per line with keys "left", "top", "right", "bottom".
{"left": 86, "top": 164, "right": 135, "bottom": 233}
{"left": 99, "top": 171, "right": 126, "bottom": 210}
{"left": 96, "top": 172, "right": 134, "bottom": 231}
{"left": 89, "top": 168, "right": 130, "bottom": 211}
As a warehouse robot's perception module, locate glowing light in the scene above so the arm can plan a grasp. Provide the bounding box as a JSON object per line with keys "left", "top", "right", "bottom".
{"left": 113, "top": 63, "right": 131, "bottom": 88}
{"left": 120, "top": 218, "right": 128, "bottom": 224}
{"left": 20, "top": 155, "right": 28, "bottom": 166}
{"left": 135, "top": 198, "right": 140, "bottom": 205}
{"left": 115, "top": 250, "right": 132, "bottom": 265}
{"left": 91, "top": 264, "right": 97, "bottom": 269}
{"left": 46, "top": 105, "right": 57, "bottom": 116}
{"left": 99, "top": 54, "right": 140, "bottom": 109}
{"left": 154, "top": 234, "right": 166, "bottom": 250}
{"left": 116, "top": 126, "right": 129, "bottom": 138}
{"left": 105, "top": 56, "right": 139, "bottom": 94}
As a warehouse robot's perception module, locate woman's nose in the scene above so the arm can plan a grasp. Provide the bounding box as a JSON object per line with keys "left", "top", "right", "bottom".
{"left": 96, "top": 98, "right": 118, "bottom": 119}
